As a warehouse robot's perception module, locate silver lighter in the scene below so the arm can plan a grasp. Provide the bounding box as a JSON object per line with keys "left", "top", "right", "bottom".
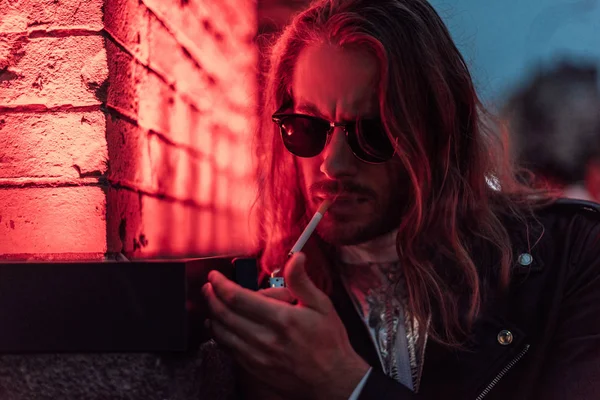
{"left": 268, "top": 200, "right": 331, "bottom": 290}
{"left": 269, "top": 269, "right": 285, "bottom": 288}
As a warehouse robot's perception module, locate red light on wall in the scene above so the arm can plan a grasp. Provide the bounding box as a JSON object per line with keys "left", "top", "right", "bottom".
{"left": 1, "top": 0, "right": 258, "bottom": 260}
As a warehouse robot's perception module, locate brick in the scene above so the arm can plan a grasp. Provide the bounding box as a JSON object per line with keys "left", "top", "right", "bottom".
{"left": 0, "top": 187, "right": 107, "bottom": 254}
{"left": 0, "top": 252, "right": 105, "bottom": 261}
{"left": 145, "top": 10, "right": 256, "bottom": 113}
{"left": 228, "top": 176, "right": 257, "bottom": 213}
{"left": 189, "top": 1, "right": 257, "bottom": 111}
{"left": 136, "top": 65, "right": 176, "bottom": 137}
{"left": 186, "top": 0, "right": 256, "bottom": 43}
{"left": 229, "top": 136, "right": 253, "bottom": 178}
{"left": 146, "top": 14, "right": 216, "bottom": 109}
{"left": 197, "top": 158, "right": 215, "bottom": 208}
{"left": 142, "top": 0, "right": 211, "bottom": 46}
{"left": 136, "top": 62, "right": 258, "bottom": 163}
{"left": 105, "top": 186, "right": 143, "bottom": 255}
{"left": 169, "top": 93, "right": 213, "bottom": 153}
{"left": 119, "top": 129, "right": 252, "bottom": 212}
{"left": 140, "top": 195, "right": 254, "bottom": 257}
{"left": 0, "top": 0, "right": 103, "bottom": 33}
{"left": 80, "top": 48, "right": 108, "bottom": 98}
{"left": 143, "top": 0, "right": 256, "bottom": 95}
{"left": 213, "top": 169, "right": 230, "bottom": 213}
{"left": 105, "top": 39, "right": 139, "bottom": 118}
{"left": 213, "top": 170, "right": 256, "bottom": 213}
{"left": 147, "top": 133, "right": 211, "bottom": 207}
{"left": 106, "top": 113, "right": 233, "bottom": 210}
{"left": 0, "top": 33, "right": 28, "bottom": 71}
{"left": 137, "top": 82, "right": 255, "bottom": 167}
{"left": 105, "top": 114, "right": 154, "bottom": 192}
{"left": 134, "top": 3, "right": 257, "bottom": 147}
{"left": 137, "top": 71, "right": 218, "bottom": 155}
{"left": 0, "top": 0, "right": 260, "bottom": 260}
{"left": 139, "top": 195, "right": 212, "bottom": 256}
{"left": 103, "top": 0, "right": 150, "bottom": 63}
{"left": 0, "top": 36, "right": 106, "bottom": 107}
{"left": 106, "top": 35, "right": 246, "bottom": 152}
{"left": 0, "top": 111, "right": 107, "bottom": 179}
{"left": 213, "top": 132, "right": 234, "bottom": 171}
{"left": 210, "top": 108, "right": 252, "bottom": 140}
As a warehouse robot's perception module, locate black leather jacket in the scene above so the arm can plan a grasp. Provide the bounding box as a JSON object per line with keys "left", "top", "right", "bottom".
{"left": 330, "top": 199, "right": 600, "bottom": 400}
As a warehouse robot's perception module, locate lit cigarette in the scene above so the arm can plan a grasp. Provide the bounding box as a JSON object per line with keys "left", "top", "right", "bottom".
{"left": 288, "top": 199, "right": 331, "bottom": 256}
{"left": 269, "top": 199, "right": 331, "bottom": 288}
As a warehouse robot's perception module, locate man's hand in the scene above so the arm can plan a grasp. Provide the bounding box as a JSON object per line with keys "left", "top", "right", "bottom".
{"left": 258, "top": 287, "right": 296, "bottom": 304}
{"left": 203, "top": 252, "right": 369, "bottom": 400}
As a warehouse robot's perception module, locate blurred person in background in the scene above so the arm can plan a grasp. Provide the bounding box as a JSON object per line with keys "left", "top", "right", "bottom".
{"left": 503, "top": 62, "right": 600, "bottom": 203}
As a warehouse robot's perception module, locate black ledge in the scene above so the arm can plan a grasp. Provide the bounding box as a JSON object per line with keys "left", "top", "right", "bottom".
{"left": 0, "top": 257, "right": 258, "bottom": 354}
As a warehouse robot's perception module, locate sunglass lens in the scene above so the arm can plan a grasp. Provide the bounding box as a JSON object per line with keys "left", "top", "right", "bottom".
{"left": 279, "top": 116, "right": 329, "bottom": 158}
{"left": 348, "top": 119, "right": 395, "bottom": 163}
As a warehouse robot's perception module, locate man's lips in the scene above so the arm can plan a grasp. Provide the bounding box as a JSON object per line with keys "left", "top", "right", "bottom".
{"left": 314, "top": 194, "right": 369, "bottom": 205}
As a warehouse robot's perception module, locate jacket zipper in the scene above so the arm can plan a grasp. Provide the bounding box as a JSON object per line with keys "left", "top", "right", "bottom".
{"left": 475, "top": 344, "right": 530, "bottom": 400}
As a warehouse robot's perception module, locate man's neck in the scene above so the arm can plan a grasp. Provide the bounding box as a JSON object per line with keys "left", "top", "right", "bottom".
{"left": 339, "top": 229, "right": 400, "bottom": 264}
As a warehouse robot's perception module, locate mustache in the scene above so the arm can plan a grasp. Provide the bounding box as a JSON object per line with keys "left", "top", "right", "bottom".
{"left": 309, "top": 180, "right": 376, "bottom": 199}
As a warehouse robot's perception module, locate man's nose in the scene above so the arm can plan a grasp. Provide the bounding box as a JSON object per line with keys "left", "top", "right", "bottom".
{"left": 320, "top": 128, "right": 359, "bottom": 179}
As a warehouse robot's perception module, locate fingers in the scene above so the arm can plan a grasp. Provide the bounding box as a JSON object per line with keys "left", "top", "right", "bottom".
{"left": 207, "top": 271, "right": 293, "bottom": 325}
{"left": 203, "top": 282, "right": 280, "bottom": 349}
{"left": 208, "top": 318, "right": 273, "bottom": 367}
{"left": 284, "top": 253, "right": 331, "bottom": 312}
{"left": 259, "top": 287, "right": 297, "bottom": 304}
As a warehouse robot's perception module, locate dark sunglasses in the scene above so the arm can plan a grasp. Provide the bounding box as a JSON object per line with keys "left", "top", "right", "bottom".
{"left": 271, "top": 110, "right": 395, "bottom": 164}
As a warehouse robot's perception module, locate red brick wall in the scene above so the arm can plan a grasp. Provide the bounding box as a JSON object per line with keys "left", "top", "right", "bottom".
{"left": 0, "top": 0, "right": 108, "bottom": 260}
{"left": 104, "top": 0, "right": 258, "bottom": 258}
{"left": 0, "top": 0, "right": 258, "bottom": 259}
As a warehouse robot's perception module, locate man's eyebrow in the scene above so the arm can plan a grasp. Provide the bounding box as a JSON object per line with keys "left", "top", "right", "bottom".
{"left": 294, "top": 102, "right": 327, "bottom": 119}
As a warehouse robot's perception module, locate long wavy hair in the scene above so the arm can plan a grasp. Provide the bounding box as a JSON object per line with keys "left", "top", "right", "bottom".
{"left": 254, "top": 0, "right": 547, "bottom": 347}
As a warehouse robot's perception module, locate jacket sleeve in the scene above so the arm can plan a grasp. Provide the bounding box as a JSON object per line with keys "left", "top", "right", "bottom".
{"left": 536, "top": 213, "right": 600, "bottom": 399}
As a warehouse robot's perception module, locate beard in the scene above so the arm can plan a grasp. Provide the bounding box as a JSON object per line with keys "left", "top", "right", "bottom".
{"left": 314, "top": 198, "right": 403, "bottom": 246}
{"left": 301, "top": 159, "right": 407, "bottom": 246}
{"left": 307, "top": 179, "right": 405, "bottom": 246}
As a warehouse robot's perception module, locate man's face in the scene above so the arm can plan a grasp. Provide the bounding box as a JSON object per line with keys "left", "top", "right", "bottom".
{"left": 291, "top": 43, "right": 404, "bottom": 246}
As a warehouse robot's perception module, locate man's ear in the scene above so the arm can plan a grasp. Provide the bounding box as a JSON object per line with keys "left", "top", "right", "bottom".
{"left": 585, "top": 158, "right": 600, "bottom": 202}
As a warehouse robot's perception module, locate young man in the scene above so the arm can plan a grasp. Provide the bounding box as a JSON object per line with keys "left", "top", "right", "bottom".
{"left": 503, "top": 63, "right": 600, "bottom": 203}
{"left": 203, "top": 1, "right": 600, "bottom": 399}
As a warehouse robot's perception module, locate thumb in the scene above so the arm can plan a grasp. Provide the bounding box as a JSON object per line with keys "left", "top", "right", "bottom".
{"left": 284, "top": 252, "right": 329, "bottom": 311}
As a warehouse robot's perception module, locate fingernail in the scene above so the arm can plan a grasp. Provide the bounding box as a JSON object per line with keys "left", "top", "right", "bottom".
{"left": 202, "top": 283, "right": 211, "bottom": 295}
{"left": 207, "top": 270, "right": 216, "bottom": 282}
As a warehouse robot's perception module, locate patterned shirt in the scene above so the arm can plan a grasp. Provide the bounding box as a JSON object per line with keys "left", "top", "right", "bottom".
{"left": 340, "top": 261, "right": 427, "bottom": 392}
